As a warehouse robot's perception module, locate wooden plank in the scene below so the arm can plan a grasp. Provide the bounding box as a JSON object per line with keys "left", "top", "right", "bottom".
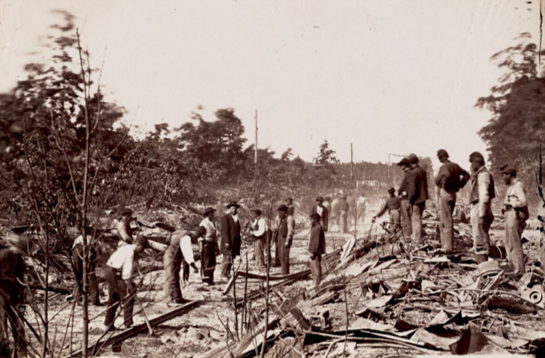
{"left": 223, "top": 269, "right": 311, "bottom": 295}
{"left": 64, "top": 300, "right": 200, "bottom": 358}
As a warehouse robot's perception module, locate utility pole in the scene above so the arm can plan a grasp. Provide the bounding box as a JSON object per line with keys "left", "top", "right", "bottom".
{"left": 350, "top": 143, "right": 354, "bottom": 179}
{"left": 254, "top": 110, "right": 258, "bottom": 166}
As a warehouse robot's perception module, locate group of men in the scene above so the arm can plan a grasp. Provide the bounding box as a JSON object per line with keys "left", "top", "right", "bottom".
{"left": 372, "top": 150, "right": 528, "bottom": 275}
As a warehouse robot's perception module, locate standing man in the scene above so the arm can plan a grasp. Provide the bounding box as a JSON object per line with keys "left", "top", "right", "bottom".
{"left": 71, "top": 234, "right": 101, "bottom": 306}
{"left": 249, "top": 209, "right": 268, "bottom": 270}
{"left": 435, "top": 149, "right": 470, "bottom": 252}
{"left": 104, "top": 236, "right": 148, "bottom": 331}
{"left": 339, "top": 195, "right": 349, "bottom": 233}
{"left": 220, "top": 201, "right": 242, "bottom": 281}
{"left": 407, "top": 154, "right": 429, "bottom": 244}
{"left": 308, "top": 213, "right": 325, "bottom": 288}
{"left": 115, "top": 208, "right": 135, "bottom": 247}
{"left": 468, "top": 152, "right": 495, "bottom": 256}
{"left": 501, "top": 165, "right": 527, "bottom": 274}
{"left": 164, "top": 227, "right": 204, "bottom": 304}
{"left": 397, "top": 158, "right": 413, "bottom": 238}
{"left": 311, "top": 197, "right": 329, "bottom": 232}
{"left": 274, "top": 205, "right": 295, "bottom": 275}
{"left": 286, "top": 198, "right": 296, "bottom": 217}
{"left": 199, "top": 207, "right": 218, "bottom": 286}
{"left": 372, "top": 188, "right": 402, "bottom": 232}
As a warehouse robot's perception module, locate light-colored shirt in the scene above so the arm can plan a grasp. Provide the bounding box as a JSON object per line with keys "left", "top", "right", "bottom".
{"left": 317, "top": 206, "right": 324, "bottom": 217}
{"left": 476, "top": 167, "right": 493, "bottom": 217}
{"left": 199, "top": 217, "right": 217, "bottom": 242}
{"left": 504, "top": 179, "right": 527, "bottom": 208}
{"left": 107, "top": 244, "right": 138, "bottom": 280}
{"left": 180, "top": 235, "right": 195, "bottom": 265}
{"left": 231, "top": 214, "right": 239, "bottom": 223}
{"left": 72, "top": 235, "right": 91, "bottom": 249}
{"left": 116, "top": 220, "right": 133, "bottom": 245}
{"left": 252, "top": 217, "right": 268, "bottom": 237}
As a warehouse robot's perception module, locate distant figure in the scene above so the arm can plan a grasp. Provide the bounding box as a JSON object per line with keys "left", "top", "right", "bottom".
{"left": 249, "top": 209, "right": 268, "bottom": 270}
{"left": 468, "top": 152, "right": 495, "bottom": 256}
{"left": 501, "top": 165, "right": 527, "bottom": 274}
{"left": 311, "top": 197, "right": 329, "bottom": 232}
{"left": 435, "top": 149, "right": 470, "bottom": 252}
{"left": 407, "top": 154, "right": 429, "bottom": 244}
{"left": 71, "top": 234, "right": 101, "bottom": 306}
{"left": 115, "top": 208, "right": 136, "bottom": 247}
{"left": 397, "top": 158, "right": 413, "bottom": 238}
{"left": 285, "top": 198, "right": 295, "bottom": 217}
{"left": 220, "top": 201, "right": 242, "bottom": 280}
{"left": 308, "top": 213, "right": 325, "bottom": 288}
{"left": 339, "top": 195, "right": 349, "bottom": 233}
{"left": 273, "top": 205, "right": 294, "bottom": 275}
{"left": 199, "top": 207, "right": 218, "bottom": 286}
{"left": 104, "top": 236, "right": 149, "bottom": 331}
{"left": 355, "top": 194, "right": 367, "bottom": 224}
{"left": 373, "top": 188, "right": 401, "bottom": 232}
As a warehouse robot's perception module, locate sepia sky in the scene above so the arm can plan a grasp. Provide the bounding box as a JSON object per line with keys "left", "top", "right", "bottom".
{"left": 0, "top": 0, "right": 542, "bottom": 167}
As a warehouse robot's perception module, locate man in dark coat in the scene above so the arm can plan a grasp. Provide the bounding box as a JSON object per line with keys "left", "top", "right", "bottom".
{"left": 435, "top": 149, "right": 470, "bottom": 252}
{"left": 274, "top": 205, "right": 294, "bottom": 275}
{"left": 397, "top": 158, "right": 413, "bottom": 238}
{"left": 308, "top": 213, "right": 325, "bottom": 288}
{"left": 220, "top": 201, "right": 241, "bottom": 280}
{"left": 310, "top": 197, "right": 329, "bottom": 232}
{"left": 407, "top": 154, "right": 429, "bottom": 244}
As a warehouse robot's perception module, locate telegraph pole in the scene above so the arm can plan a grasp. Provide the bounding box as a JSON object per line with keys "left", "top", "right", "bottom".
{"left": 254, "top": 110, "right": 258, "bottom": 166}
{"left": 350, "top": 143, "right": 354, "bottom": 179}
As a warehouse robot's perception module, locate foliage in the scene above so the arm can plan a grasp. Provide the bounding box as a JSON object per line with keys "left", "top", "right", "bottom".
{"left": 314, "top": 140, "right": 339, "bottom": 165}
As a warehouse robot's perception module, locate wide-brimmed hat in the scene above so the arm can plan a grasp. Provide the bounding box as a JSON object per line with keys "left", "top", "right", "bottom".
{"left": 315, "top": 197, "right": 324, "bottom": 202}
{"left": 251, "top": 209, "right": 262, "bottom": 216}
{"left": 226, "top": 201, "right": 240, "bottom": 209}
{"left": 121, "top": 208, "right": 134, "bottom": 216}
{"left": 277, "top": 204, "right": 288, "bottom": 212}
{"left": 203, "top": 207, "right": 216, "bottom": 216}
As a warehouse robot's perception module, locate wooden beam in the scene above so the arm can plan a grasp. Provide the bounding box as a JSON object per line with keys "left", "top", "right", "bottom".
{"left": 222, "top": 269, "right": 311, "bottom": 295}
{"left": 64, "top": 300, "right": 200, "bottom": 358}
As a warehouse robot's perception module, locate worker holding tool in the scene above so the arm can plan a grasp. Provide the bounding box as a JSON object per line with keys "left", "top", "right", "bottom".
{"left": 0, "top": 237, "right": 33, "bottom": 357}
{"left": 199, "top": 207, "right": 218, "bottom": 286}
{"left": 397, "top": 158, "right": 413, "bottom": 239}
{"left": 104, "top": 236, "right": 149, "bottom": 331}
{"left": 164, "top": 227, "right": 204, "bottom": 303}
{"left": 407, "top": 154, "right": 429, "bottom": 245}
{"left": 274, "top": 205, "right": 295, "bottom": 275}
{"left": 501, "top": 164, "right": 528, "bottom": 275}
{"left": 373, "top": 187, "right": 401, "bottom": 233}
{"left": 308, "top": 213, "right": 325, "bottom": 288}
{"left": 71, "top": 233, "right": 101, "bottom": 306}
{"left": 435, "top": 149, "right": 470, "bottom": 253}
{"left": 220, "top": 201, "right": 242, "bottom": 281}
{"left": 468, "top": 152, "right": 495, "bottom": 257}
{"left": 311, "top": 197, "right": 329, "bottom": 232}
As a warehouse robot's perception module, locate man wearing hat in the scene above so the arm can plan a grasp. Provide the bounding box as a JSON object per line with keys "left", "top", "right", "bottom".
{"left": 274, "top": 204, "right": 295, "bottom": 274}
{"left": 249, "top": 209, "right": 268, "bottom": 269}
{"left": 397, "top": 158, "right": 413, "bottom": 238}
{"left": 435, "top": 149, "right": 470, "bottom": 252}
{"left": 501, "top": 164, "right": 527, "bottom": 274}
{"left": 164, "top": 227, "right": 204, "bottom": 303}
{"left": 308, "top": 213, "right": 325, "bottom": 288}
{"left": 115, "top": 208, "right": 136, "bottom": 247}
{"left": 104, "top": 236, "right": 149, "bottom": 331}
{"left": 407, "top": 154, "right": 429, "bottom": 244}
{"left": 220, "top": 201, "right": 242, "bottom": 280}
{"left": 199, "top": 207, "right": 218, "bottom": 285}
{"left": 468, "top": 152, "right": 495, "bottom": 256}
{"left": 373, "top": 188, "right": 402, "bottom": 232}
{"left": 310, "top": 197, "right": 329, "bottom": 232}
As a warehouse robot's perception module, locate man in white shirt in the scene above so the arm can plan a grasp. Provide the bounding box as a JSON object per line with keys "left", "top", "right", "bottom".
{"left": 164, "top": 227, "right": 204, "bottom": 303}
{"left": 501, "top": 165, "right": 528, "bottom": 274}
{"left": 248, "top": 209, "right": 268, "bottom": 269}
{"left": 104, "top": 236, "right": 148, "bottom": 331}
{"left": 199, "top": 207, "right": 218, "bottom": 285}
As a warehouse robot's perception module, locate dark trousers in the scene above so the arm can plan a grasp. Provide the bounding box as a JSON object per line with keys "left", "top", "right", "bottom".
{"left": 254, "top": 235, "right": 266, "bottom": 268}
{"left": 439, "top": 189, "right": 456, "bottom": 251}
{"left": 71, "top": 244, "right": 100, "bottom": 305}
{"left": 221, "top": 254, "right": 233, "bottom": 278}
{"left": 278, "top": 235, "right": 290, "bottom": 275}
{"left": 310, "top": 254, "right": 322, "bottom": 288}
{"left": 272, "top": 235, "right": 281, "bottom": 266}
{"left": 0, "top": 281, "right": 26, "bottom": 357}
{"left": 104, "top": 267, "right": 135, "bottom": 328}
{"left": 163, "top": 247, "right": 183, "bottom": 302}
{"left": 201, "top": 242, "right": 216, "bottom": 284}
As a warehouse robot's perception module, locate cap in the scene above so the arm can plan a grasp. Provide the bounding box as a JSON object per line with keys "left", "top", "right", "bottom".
{"left": 310, "top": 213, "right": 320, "bottom": 220}
{"left": 407, "top": 154, "right": 419, "bottom": 164}
{"left": 437, "top": 149, "right": 449, "bottom": 158}
{"left": 277, "top": 204, "right": 288, "bottom": 211}
{"left": 226, "top": 201, "right": 241, "bottom": 209}
{"left": 194, "top": 226, "right": 206, "bottom": 237}
{"left": 469, "top": 152, "right": 485, "bottom": 162}
{"left": 315, "top": 196, "right": 324, "bottom": 202}
{"left": 121, "top": 208, "right": 134, "bottom": 216}
{"left": 387, "top": 187, "right": 395, "bottom": 193}
{"left": 397, "top": 158, "right": 410, "bottom": 166}
{"left": 500, "top": 164, "right": 517, "bottom": 176}
{"left": 251, "top": 208, "right": 262, "bottom": 216}
{"left": 135, "top": 235, "right": 149, "bottom": 248}
{"left": 203, "top": 207, "right": 216, "bottom": 216}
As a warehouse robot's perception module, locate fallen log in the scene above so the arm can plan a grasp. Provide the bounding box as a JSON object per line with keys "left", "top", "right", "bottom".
{"left": 64, "top": 300, "right": 200, "bottom": 358}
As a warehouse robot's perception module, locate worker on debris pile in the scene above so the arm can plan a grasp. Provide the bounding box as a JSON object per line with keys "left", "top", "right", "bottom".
{"left": 407, "top": 154, "right": 429, "bottom": 245}
{"left": 199, "top": 207, "right": 218, "bottom": 286}
{"left": 308, "top": 213, "right": 325, "bottom": 288}
{"left": 115, "top": 208, "right": 136, "bottom": 247}
{"left": 249, "top": 209, "right": 268, "bottom": 270}
{"left": 435, "top": 149, "right": 470, "bottom": 253}
{"left": 397, "top": 158, "right": 413, "bottom": 238}
{"left": 104, "top": 236, "right": 149, "bottom": 331}
{"left": 311, "top": 197, "right": 329, "bottom": 232}
{"left": 373, "top": 188, "right": 401, "bottom": 233}
{"left": 220, "top": 201, "right": 242, "bottom": 281}
{"left": 0, "top": 237, "right": 33, "bottom": 357}
{"left": 286, "top": 198, "right": 295, "bottom": 217}
{"left": 71, "top": 233, "right": 101, "bottom": 306}
{"left": 468, "top": 152, "right": 495, "bottom": 257}
{"left": 274, "top": 205, "right": 295, "bottom": 275}
{"left": 501, "top": 164, "right": 528, "bottom": 274}
{"left": 164, "top": 227, "right": 204, "bottom": 303}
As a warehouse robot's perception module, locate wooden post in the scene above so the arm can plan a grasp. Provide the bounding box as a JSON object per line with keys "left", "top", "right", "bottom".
{"left": 350, "top": 143, "right": 353, "bottom": 179}
{"left": 254, "top": 110, "right": 258, "bottom": 166}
